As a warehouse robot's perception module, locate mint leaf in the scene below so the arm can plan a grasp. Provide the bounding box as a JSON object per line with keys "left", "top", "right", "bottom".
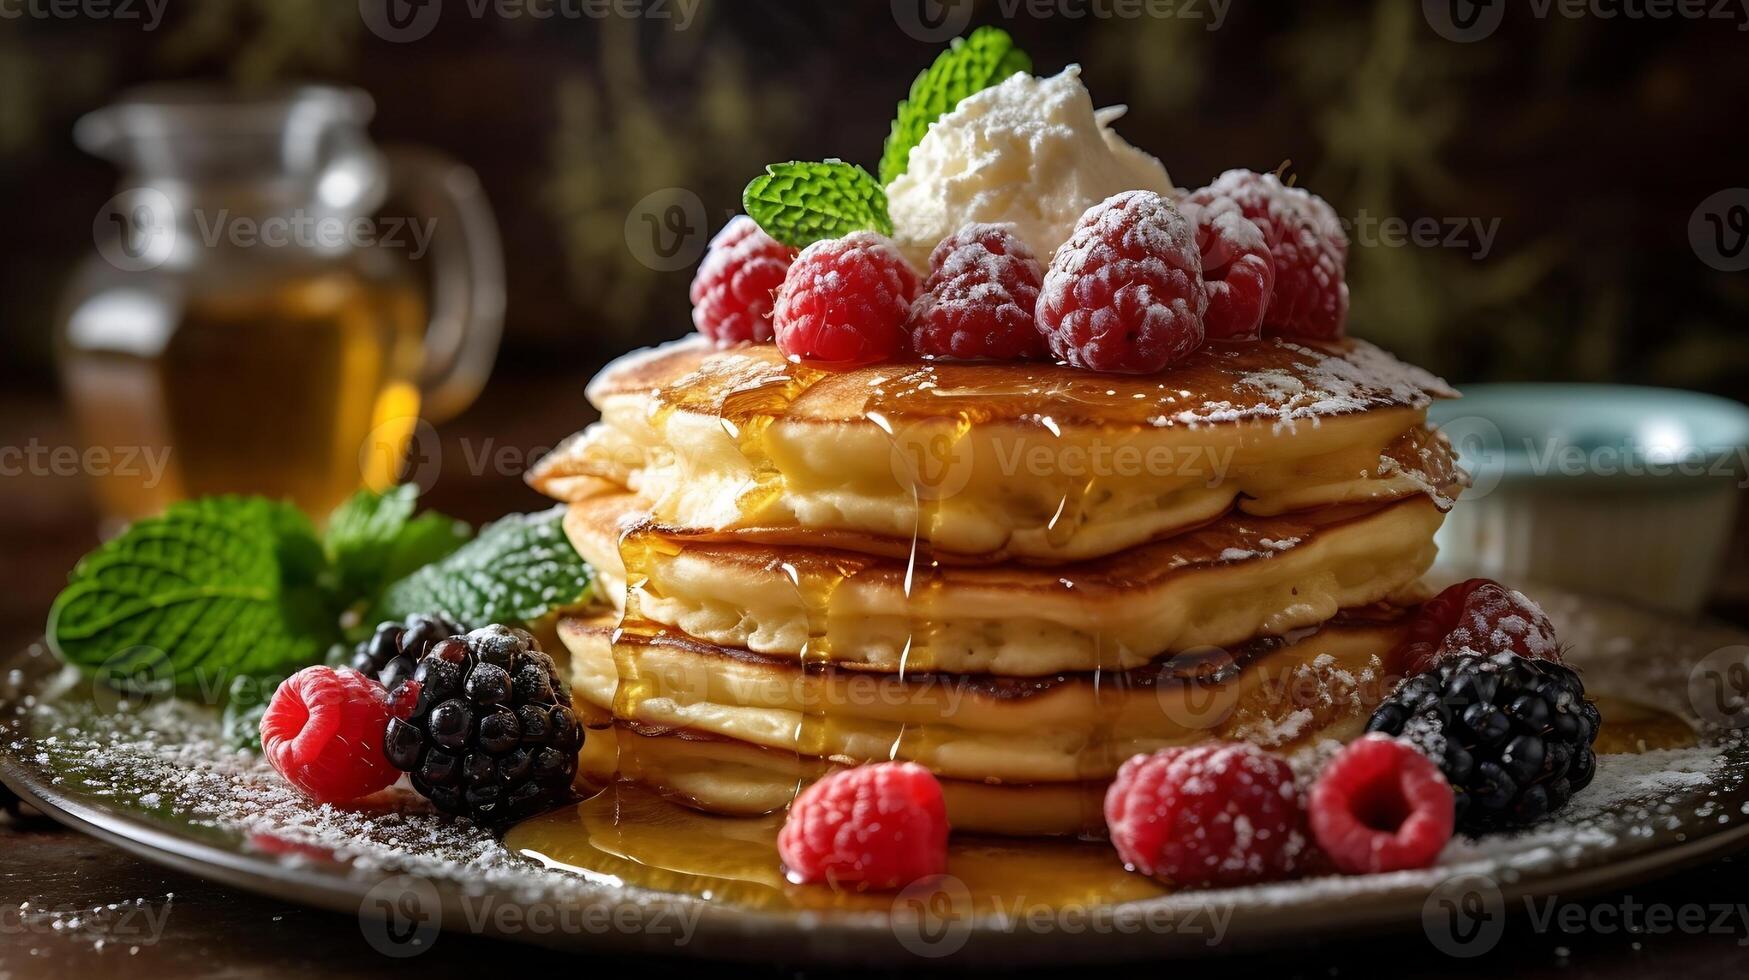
{"left": 381, "top": 512, "right": 473, "bottom": 585}
{"left": 325, "top": 484, "right": 470, "bottom": 606}
{"left": 327, "top": 484, "right": 418, "bottom": 565}
{"left": 221, "top": 673, "right": 284, "bottom": 752}
{"left": 46, "top": 497, "right": 339, "bottom": 696}
{"left": 222, "top": 699, "right": 270, "bottom": 752}
{"left": 879, "top": 26, "right": 1032, "bottom": 186}
{"left": 374, "top": 506, "right": 594, "bottom": 628}
{"left": 743, "top": 160, "right": 892, "bottom": 248}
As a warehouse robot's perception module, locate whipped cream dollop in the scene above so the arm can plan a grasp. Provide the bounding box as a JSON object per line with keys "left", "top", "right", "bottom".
{"left": 886, "top": 66, "right": 1175, "bottom": 269}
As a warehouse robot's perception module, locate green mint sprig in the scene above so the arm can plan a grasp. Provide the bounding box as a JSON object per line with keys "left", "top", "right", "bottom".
{"left": 325, "top": 483, "right": 472, "bottom": 609}
{"left": 47, "top": 497, "right": 338, "bottom": 698}
{"left": 879, "top": 26, "right": 1032, "bottom": 186}
{"left": 742, "top": 160, "right": 892, "bottom": 249}
{"left": 46, "top": 486, "right": 595, "bottom": 700}
{"left": 374, "top": 506, "right": 594, "bottom": 629}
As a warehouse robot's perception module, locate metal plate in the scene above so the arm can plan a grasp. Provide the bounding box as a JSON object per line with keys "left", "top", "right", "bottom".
{"left": 4, "top": 588, "right": 1749, "bottom": 966}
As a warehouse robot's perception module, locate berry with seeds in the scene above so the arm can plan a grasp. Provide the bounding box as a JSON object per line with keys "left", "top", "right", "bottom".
{"left": 1179, "top": 196, "right": 1275, "bottom": 341}
{"left": 690, "top": 216, "right": 795, "bottom": 345}
{"left": 908, "top": 223, "right": 1047, "bottom": 360}
{"left": 260, "top": 666, "right": 399, "bottom": 804}
{"left": 1104, "top": 742, "right": 1305, "bottom": 888}
{"left": 350, "top": 614, "right": 465, "bottom": 693}
{"left": 773, "top": 232, "right": 919, "bottom": 366}
{"left": 1036, "top": 190, "right": 1207, "bottom": 374}
{"left": 778, "top": 762, "right": 949, "bottom": 890}
{"left": 1400, "top": 578, "right": 1562, "bottom": 677}
{"left": 1309, "top": 734, "right": 1454, "bottom": 874}
{"left": 383, "top": 623, "right": 583, "bottom": 824}
{"left": 1183, "top": 169, "right": 1348, "bottom": 340}
{"left": 1367, "top": 651, "right": 1600, "bottom": 832}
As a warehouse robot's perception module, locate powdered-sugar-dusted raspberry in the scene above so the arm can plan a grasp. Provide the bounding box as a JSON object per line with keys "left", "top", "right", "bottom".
{"left": 778, "top": 762, "right": 949, "bottom": 889}
{"left": 1309, "top": 734, "right": 1454, "bottom": 874}
{"left": 260, "top": 666, "right": 399, "bottom": 805}
{"left": 1036, "top": 190, "right": 1207, "bottom": 374}
{"left": 1400, "top": 578, "right": 1562, "bottom": 677}
{"left": 909, "top": 223, "right": 1046, "bottom": 360}
{"left": 1104, "top": 742, "right": 1305, "bottom": 888}
{"left": 773, "top": 232, "right": 919, "bottom": 366}
{"left": 1180, "top": 196, "right": 1275, "bottom": 341}
{"left": 689, "top": 216, "right": 795, "bottom": 345}
{"left": 1184, "top": 170, "right": 1348, "bottom": 340}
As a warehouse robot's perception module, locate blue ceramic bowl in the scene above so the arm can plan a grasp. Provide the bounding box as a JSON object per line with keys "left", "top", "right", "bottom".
{"left": 1429, "top": 384, "right": 1749, "bottom": 613}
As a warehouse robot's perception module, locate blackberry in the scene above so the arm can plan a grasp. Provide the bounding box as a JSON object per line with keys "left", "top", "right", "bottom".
{"left": 351, "top": 614, "right": 465, "bottom": 691}
{"left": 382, "top": 624, "right": 582, "bottom": 824}
{"left": 1367, "top": 652, "right": 1600, "bottom": 833}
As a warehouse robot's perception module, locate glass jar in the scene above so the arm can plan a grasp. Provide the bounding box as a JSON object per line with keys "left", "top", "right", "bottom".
{"left": 59, "top": 84, "right": 504, "bottom": 527}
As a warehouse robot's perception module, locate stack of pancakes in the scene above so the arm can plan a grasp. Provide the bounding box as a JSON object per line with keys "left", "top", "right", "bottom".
{"left": 530, "top": 336, "right": 1462, "bottom": 836}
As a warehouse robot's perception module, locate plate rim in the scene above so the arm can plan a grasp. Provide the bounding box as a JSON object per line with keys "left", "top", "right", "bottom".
{"left": 7, "top": 599, "right": 1749, "bottom": 967}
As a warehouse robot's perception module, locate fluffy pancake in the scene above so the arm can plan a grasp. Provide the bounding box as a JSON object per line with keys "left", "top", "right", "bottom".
{"left": 559, "top": 611, "right": 1408, "bottom": 786}
{"left": 528, "top": 336, "right": 1459, "bottom": 561}
{"left": 566, "top": 491, "right": 1445, "bottom": 676}
{"left": 578, "top": 723, "right": 1113, "bottom": 836}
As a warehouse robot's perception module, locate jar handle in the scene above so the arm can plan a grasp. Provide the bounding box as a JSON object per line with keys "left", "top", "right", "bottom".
{"left": 384, "top": 146, "right": 506, "bottom": 424}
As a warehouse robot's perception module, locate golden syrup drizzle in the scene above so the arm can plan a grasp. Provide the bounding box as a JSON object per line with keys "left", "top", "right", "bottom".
{"left": 612, "top": 359, "right": 831, "bottom": 805}
{"left": 507, "top": 784, "right": 1165, "bottom": 913}
{"left": 594, "top": 343, "right": 1438, "bottom": 826}
{"left": 1591, "top": 696, "right": 1697, "bottom": 754}
{"left": 860, "top": 362, "right": 994, "bottom": 769}
{"left": 607, "top": 520, "right": 682, "bottom": 773}
{"left": 522, "top": 699, "right": 1697, "bottom": 913}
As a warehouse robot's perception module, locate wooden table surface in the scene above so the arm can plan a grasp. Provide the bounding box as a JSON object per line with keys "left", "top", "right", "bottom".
{"left": 5, "top": 374, "right": 1749, "bottom": 978}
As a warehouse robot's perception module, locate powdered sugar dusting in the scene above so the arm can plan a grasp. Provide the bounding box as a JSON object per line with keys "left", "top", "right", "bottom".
{"left": 5, "top": 586, "right": 1747, "bottom": 928}
{"left": 1149, "top": 338, "right": 1456, "bottom": 431}
{"left": 8, "top": 691, "right": 614, "bottom": 906}
{"left": 1447, "top": 585, "right": 1562, "bottom": 661}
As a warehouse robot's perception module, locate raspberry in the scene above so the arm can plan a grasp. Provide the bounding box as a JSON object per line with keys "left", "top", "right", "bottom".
{"left": 1309, "top": 734, "right": 1455, "bottom": 874}
{"left": 1103, "top": 743, "right": 1304, "bottom": 888}
{"left": 777, "top": 762, "right": 949, "bottom": 889}
{"left": 772, "top": 232, "right": 919, "bottom": 366}
{"left": 1180, "top": 197, "right": 1274, "bottom": 341}
{"left": 689, "top": 216, "right": 795, "bottom": 345}
{"left": 1184, "top": 170, "right": 1348, "bottom": 340}
{"left": 1400, "top": 578, "right": 1562, "bottom": 677}
{"left": 260, "top": 666, "right": 399, "bottom": 804}
{"left": 908, "top": 223, "right": 1047, "bottom": 360}
{"left": 1037, "top": 190, "right": 1207, "bottom": 374}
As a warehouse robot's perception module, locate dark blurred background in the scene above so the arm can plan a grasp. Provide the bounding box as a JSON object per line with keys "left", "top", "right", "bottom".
{"left": 3, "top": 0, "right": 1749, "bottom": 638}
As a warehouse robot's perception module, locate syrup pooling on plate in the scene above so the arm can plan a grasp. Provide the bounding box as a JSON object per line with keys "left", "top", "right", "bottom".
{"left": 509, "top": 784, "right": 1167, "bottom": 911}
{"left": 1591, "top": 696, "right": 1697, "bottom": 754}
{"left": 518, "top": 696, "right": 1695, "bottom": 906}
